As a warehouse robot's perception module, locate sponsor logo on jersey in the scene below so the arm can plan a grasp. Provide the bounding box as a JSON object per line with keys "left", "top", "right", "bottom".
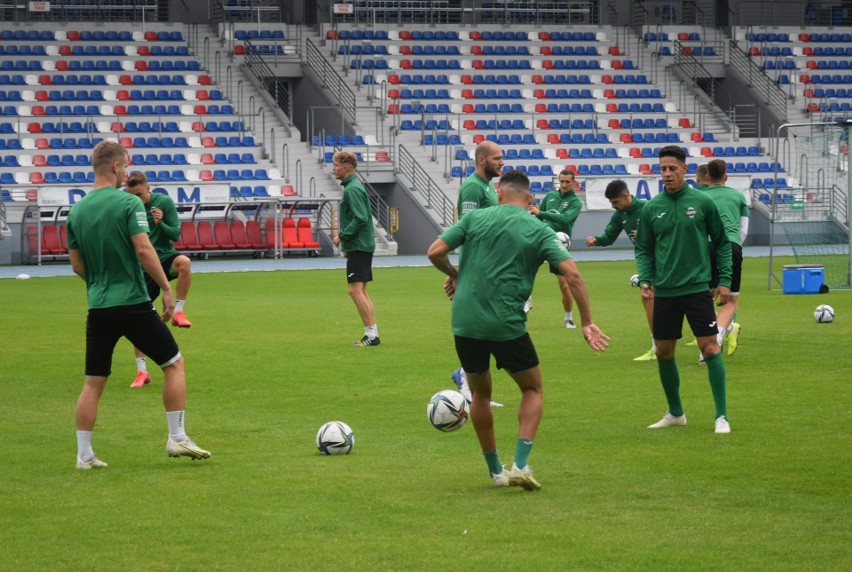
{"left": 685, "top": 207, "right": 697, "bottom": 219}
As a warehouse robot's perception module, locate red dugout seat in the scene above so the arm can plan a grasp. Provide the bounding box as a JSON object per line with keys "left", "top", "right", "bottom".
{"left": 296, "top": 218, "right": 320, "bottom": 249}
{"left": 245, "top": 220, "right": 269, "bottom": 249}
{"left": 196, "top": 221, "right": 217, "bottom": 250}
{"left": 178, "top": 222, "right": 201, "bottom": 250}
{"left": 213, "top": 220, "right": 236, "bottom": 249}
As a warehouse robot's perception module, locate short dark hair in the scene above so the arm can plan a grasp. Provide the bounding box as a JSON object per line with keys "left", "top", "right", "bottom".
{"left": 499, "top": 169, "right": 530, "bottom": 192}
{"left": 658, "top": 145, "right": 686, "bottom": 163}
{"left": 707, "top": 159, "right": 727, "bottom": 181}
{"left": 604, "top": 179, "right": 629, "bottom": 199}
{"left": 126, "top": 172, "right": 148, "bottom": 188}
{"left": 559, "top": 168, "right": 575, "bottom": 179}
{"left": 696, "top": 163, "right": 709, "bottom": 179}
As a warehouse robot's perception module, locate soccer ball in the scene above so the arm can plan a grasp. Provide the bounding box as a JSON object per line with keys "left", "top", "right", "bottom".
{"left": 814, "top": 304, "right": 835, "bottom": 323}
{"left": 630, "top": 274, "right": 640, "bottom": 287}
{"left": 316, "top": 420, "right": 354, "bottom": 455}
{"left": 427, "top": 390, "right": 469, "bottom": 432}
{"left": 555, "top": 231, "right": 571, "bottom": 250}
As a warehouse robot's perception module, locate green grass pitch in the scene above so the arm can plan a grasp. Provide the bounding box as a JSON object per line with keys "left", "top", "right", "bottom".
{"left": 0, "top": 257, "right": 849, "bottom": 571}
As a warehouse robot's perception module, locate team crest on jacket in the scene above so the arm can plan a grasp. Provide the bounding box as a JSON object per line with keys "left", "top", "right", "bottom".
{"left": 684, "top": 207, "right": 697, "bottom": 218}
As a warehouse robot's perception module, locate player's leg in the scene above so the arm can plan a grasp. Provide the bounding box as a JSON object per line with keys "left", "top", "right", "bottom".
{"left": 685, "top": 293, "right": 730, "bottom": 433}
{"left": 648, "top": 297, "right": 686, "bottom": 428}
{"left": 347, "top": 252, "right": 379, "bottom": 346}
{"left": 130, "top": 346, "right": 151, "bottom": 387}
{"left": 170, "top": 254, "right": 193, "bottom": 327}
{"left": 557, "top": 273, "right": 575, "bottom": 328}
{"left": 76, "top": 307, "right": 121, "bottom": 469}
{"left": 496, "top": 334, "right": 543, "bottom": 490}
{"left": 127, "top": 303, "right": 211, "bottom": 459}
{"left": 634, "top": 294, "right": 657, "bottom": 361}
{"left": 455, "top": 336, "right": 508, "bottom": 486}
{"left": 717, "top": 244, "right": 743, "bottom": 356}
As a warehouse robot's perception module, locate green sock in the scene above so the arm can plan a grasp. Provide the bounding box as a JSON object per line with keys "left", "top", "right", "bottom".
{"left": 705, "top": 352, "right": 727, "bottom": 419}
{"left": 514, "top": 438, "right": 534, "bottom": 470}
{"left": 483, "top": 450, "right": 502, "bottom": 476}
{"left": 658, "top": 357, "right": 683, "bottom": 417}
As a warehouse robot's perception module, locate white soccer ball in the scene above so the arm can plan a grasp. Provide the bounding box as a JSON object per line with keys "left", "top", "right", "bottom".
{"left": 555, "top": 231, "right": 571, "bottom": 250}
{"left": 630, "top": 274, "right": 640, "bottom": 287}
{"left": 16, "top": 273, "right": 30, "bottom": 280}
{"left": 814, "top": 304, "right": 835, "bottom": 323}
{"left": 316, "top": 420, "right": 354, "bottom": 455}
{"left": 427, "top": 389, "right": 469, "bottom": 432}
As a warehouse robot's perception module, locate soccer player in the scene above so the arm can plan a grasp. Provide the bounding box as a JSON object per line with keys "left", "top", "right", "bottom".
{"left": 695, "top": 163, "right": 710, "bottom": 190}
{"left": 451, "top": 141, "right": 504, "bottom": 404}
{"left": 125, "top": 172, "right": 194, "bottom": 388}
{"left": 428, "top": 170, "right": 609, "bottom": 490}
{"left": 635, "top": 146, "right": 733, "bottom": 434}
{"left": 67, "top": 141, "right": 210, "bottom": 469}
{"left": 584, "top": 180, "right": 655, "bottom": 361}
{"left": 331, "top": 151, "right": 379, "bottom": 347}
{"left": 703, "top": 159, "right": 748, "bottom": 357}
{"left": 528, "top": 168, "right": 583, "bottom": 327}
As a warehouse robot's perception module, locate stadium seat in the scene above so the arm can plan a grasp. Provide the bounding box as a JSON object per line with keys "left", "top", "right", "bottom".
{"left": 297, "top": 218, "right": 320, "bottom": 249}
{"left": 245, "top": 220, "right": 269, "bottom": 249}
{"left": 282, "top": 218, "right": 304, "bottom": 248}
{"left": 213, "top": 220, "right": 236, "bottom": 249}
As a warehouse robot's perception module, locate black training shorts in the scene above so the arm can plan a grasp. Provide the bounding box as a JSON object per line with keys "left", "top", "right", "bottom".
{"left": 85, "top": 302, "right": 181, "bottom": 377}
{"left": 710, "top": 243, "right": 743, "bottom": 294}
{"left": 346, "top": 250, "right": 373, "bottom": 283}
{"left": 653, "top": 292, "right": 719, "bottom": 341}
{"left": 454, "top": 333, "right": 540, "bottom": 375}
{"left": 144, "top": 253, "right": 180, "bottom": 301}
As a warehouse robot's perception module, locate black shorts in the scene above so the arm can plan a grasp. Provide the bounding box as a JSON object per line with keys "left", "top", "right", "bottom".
{"left": 653, "top": 292, "right": 719, "bottom": 340}
{"left": 346, "top": 250, "right": 373, "bottom": 283}
{"left": 85, "top": 302, "right": 181, "bottom": 377}
{"left": 709, "top": 243, "right": 743, "bottom": 294}
{"left": 454, "top": 333, "right": 540, "bottom": 375}
{"left": 144, "top": 253, "right": 180, "bottom": 301}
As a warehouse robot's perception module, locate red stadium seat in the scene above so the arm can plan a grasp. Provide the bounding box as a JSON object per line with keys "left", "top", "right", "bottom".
{"left": 280, "top": 184, "right": 297, "bottom": 196}
{"left": 137, "top": 45, "right": 151, "bottom": 56}
{"left": 42, "top": 225, "right": 64, "bottom": 254}
{"left": 213, "top": 220, "right": 236, "bottom": 249}
{"left": 196, "top": 221, "right": 217, "bottom": 250}
{"left": 245, "top": 220, "right": 268, "bottom": 249}
{"left": 229, "top": 220, "right": 251, "bottom": 249}
{"left": 178, "top": 222, "right": 201, "bottom": 250}
{"left": 30, "top": 171, "right": 45, "bottom": 184}
{"left": 297, "top": 218, "right": 320, "bottom": 249}
{"left": 135, "top": 61, "right": 148, "bottom": 72}
{"left": 282, "top": 218, "right": 304, "bottom": 248}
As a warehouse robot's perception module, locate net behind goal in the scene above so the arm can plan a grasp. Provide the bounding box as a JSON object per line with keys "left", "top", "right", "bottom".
{"left": 770, "top": 123, "right": 851, "bottom": 289}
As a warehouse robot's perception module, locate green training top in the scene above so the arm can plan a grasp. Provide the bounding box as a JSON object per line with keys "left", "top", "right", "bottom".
{"left": 66, "top": 186, "right": 152, "bottom": 309}
{"left": 634, "top": 183, "right": 732, "bottom": 297}
{"left": 535, "top": 189, "right": 582, "bottom": 235}
{"left": 338, "top": 174, "right": 375, "bottom": 253}
{"left": 457, "top": 172, "right": 497, "bottom": 219}
{"left": 439, "top": 204, "right": 571, "bottom": 341}
{"left": 705, "top": 184, "right": 749, "bottom": 245}
{"left": 146, "top": 192, "right": 180, "bottom": 262}
{"left": 592, "top": 198, "right": 647, "bottom": 247}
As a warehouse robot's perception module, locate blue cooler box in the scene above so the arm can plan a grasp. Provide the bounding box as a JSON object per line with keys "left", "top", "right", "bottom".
{"left": 782, "top": 264, "right": 825, "bottom": 294}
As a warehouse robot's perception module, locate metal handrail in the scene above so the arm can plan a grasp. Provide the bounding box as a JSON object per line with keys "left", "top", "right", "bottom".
{"left": 396, "top": 144, "right": 455, "bottom": 228}
{"left": 304, "top": 37, "right": 358, "bottom": 124}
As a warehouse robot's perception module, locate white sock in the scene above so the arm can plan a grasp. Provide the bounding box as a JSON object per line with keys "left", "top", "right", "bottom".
{"left": 136, "top": 357, "right": 147, "bottom": 373}
{"left": 167, "top": 411, "right": 187, "bottom": 441}
{"left": 565, "top": 311, "right": 573, "bottom": 322}
{"left": 76, "top": 430, "right": 94, "bottom": 461}
{"left": 365, "top": 324, "right": 378, "bottom": 339}
{"left": 651, "top": 336, "right": 656, "bottom": 351}
{"left": 175, "top": 300, "right": 185, "bottom": 313}
{"left": 717, "top": 327, "right": 725, "bottom": 347}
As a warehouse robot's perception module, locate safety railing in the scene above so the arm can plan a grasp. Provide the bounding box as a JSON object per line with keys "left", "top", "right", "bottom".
{"left": 396, "top": 144, "right": 455, "bottom": 228}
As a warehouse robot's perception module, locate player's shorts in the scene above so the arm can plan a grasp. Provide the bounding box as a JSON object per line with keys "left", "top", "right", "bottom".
{"left": 85, "top": 302, "right": 181, "bottom": 377}
{"left": 653, "top": 292, "right": 719, "bottom": 340}
{"left": 454, "top": 333, "right": 540, "bottom": 375}
{"left": 709, "top": 243, "right": 743, "bottom": 294}
{"left": 346, "top": 250, "right": 373, "bottom": 283}
{"left": 144, "top": 253, "right": 180, "bottom": 301}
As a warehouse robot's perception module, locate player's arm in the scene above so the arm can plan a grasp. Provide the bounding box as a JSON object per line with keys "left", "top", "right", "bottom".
{"left": 457, "top": 184, "right": 482, "bottom": 219}
{"left": 132, "top": 231, "right": 174, "bottom": 322}
{"left": 427, "top": 238, "right": 459, "bottom": 300}
{"left": 69, "top": 249, "right": 85, "bottom": 280}
{"left": 338, "top": 189, "right": 369, "bottom": 241}
{"left": 739, "top": 198, "right": 750, "bottom": 244}
{"left": 159, "top": 199, "right": 181, "bottom": 242}
{"left": 587, "top": 211, "right": 624, "bottom": 247}
{"left": 706, "top": 202, "right": 732, "bottom": 303}
{"left": 556, "top": 258, "right": 609, "bottom": 351}
{"left": 634, "top": 208, "right": 655, "bottom": 298}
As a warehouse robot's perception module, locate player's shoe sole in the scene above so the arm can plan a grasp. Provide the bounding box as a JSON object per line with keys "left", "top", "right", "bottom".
{"left": 633, "top": 349, "right": 657, "bottom": 361}
{"left": 354, "top": 336, "right": 380, "bottom": 347}
{"left": 648, "top": 412, "right": 687, "bottom": 428}
{"left": 76, "top": 455, "right": 108, "bottom": 470}
{"left": 565, "top": 320, "right": 576, "bottom": 329}
{"left": 508, "top": 464, "right": 542, "bottom": 491}
{"left": 171, "top": 311, "right": 192, "bottom": 328}
{"left": 726, "top": 323, "right": 741, "bottom": 356}
{"left": 130, "top": 371, "right": 150, "bottom": 388}
{"left": 167, "top": 438, "right": 211, "bottom": 460}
